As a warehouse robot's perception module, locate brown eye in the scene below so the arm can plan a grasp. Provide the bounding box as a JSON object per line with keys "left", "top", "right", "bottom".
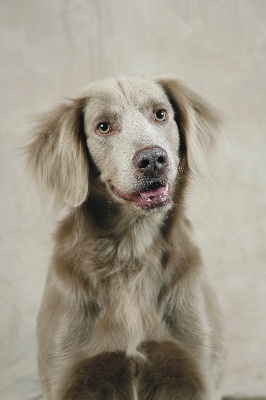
{"left": 155, "top": 109, "right": 167, "bottom": 122}
{"left": 97, "top": 122, "right": 111, "bottom": 134}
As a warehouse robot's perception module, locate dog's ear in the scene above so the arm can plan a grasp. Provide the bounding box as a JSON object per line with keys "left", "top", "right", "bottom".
{"left": 26, "top": 98, "right": 89, "bottom": 209}
{"left": 157, "top": 77, "right": 222, "bottom": 176}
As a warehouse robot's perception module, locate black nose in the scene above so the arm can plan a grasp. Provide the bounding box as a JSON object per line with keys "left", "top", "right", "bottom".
{"left": 133, "top": 146, "right": 169, "bottom": 178}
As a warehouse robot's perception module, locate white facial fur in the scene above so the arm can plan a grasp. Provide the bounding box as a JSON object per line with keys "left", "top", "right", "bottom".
{"left": 83, "top": 77, "right": 180, "bottom": 198}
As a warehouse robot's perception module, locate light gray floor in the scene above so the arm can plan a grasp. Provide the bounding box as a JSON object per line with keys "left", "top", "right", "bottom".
{"left": 0, "top": 1, "right": 265, "bottom": 399}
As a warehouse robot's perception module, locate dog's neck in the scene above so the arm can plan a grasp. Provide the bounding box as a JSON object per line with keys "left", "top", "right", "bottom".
{"left": 82, "top": 194, "right": 169, "bottom": 263}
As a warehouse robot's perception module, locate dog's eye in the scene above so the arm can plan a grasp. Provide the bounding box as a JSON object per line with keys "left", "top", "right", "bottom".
{"left": 155, "top": 109, "right": 167, "bottom": 122}
{"left": 97, "top": 122, "right": 111, "bottom": 134}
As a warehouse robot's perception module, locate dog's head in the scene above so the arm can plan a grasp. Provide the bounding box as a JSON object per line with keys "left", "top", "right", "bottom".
{"left": 27, "top": 76, "right": 221, "bottom": 212}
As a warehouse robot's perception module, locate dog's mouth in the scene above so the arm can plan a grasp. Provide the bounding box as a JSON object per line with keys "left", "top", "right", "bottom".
{"left": 111, "top": 181, "right": 171, "bottom": 210}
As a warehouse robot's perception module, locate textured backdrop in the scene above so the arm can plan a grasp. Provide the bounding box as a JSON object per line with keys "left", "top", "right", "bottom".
{"left": 0, "top": 1, "right": 265, "bottom": 399}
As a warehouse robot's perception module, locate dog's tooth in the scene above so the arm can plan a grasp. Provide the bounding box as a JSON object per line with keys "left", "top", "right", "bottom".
{"left": 162, "top": 184, "right": 169, "bottom": 195}
{"left": 140, "top": 192, "right": 149, "bottom": 200}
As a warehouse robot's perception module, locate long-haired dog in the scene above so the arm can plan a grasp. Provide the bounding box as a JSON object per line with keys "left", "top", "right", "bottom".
{"left": 27, "top": 76, "right": 226, "bottom": 400}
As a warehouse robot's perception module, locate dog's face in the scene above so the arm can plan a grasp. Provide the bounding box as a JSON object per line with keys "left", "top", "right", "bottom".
{"left": 27, "top": 76, "right": 221, "bottom": 212}
{"left": 84, "top": 77, "right": 180, "bottom": 212}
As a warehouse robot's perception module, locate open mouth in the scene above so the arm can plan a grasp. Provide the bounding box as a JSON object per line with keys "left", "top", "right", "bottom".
{"left": 111, "top": 182, "right": 171, "bottom": 210}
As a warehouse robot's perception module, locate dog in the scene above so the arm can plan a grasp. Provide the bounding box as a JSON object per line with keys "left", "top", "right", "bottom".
{"left": 27, "top": 76, "right": 226, "bottom": 400}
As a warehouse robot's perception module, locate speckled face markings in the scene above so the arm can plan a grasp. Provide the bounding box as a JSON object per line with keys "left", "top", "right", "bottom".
{"left": 83, "top": 77, "right": 180, "bottom": 211}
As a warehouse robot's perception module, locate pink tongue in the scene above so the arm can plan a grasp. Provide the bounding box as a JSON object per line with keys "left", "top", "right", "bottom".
{"left": 139, "top": 185, "right": 167, "bottom": 199}
{"left": 135, "top": 184, "right": 170, "bottom": 209}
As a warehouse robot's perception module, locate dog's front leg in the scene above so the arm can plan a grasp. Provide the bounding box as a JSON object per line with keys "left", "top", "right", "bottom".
{"left": 161, "top": 277, "right": 225, "bottom": 399}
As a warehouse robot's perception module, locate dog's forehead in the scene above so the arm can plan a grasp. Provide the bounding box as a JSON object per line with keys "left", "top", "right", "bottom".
{"left": 83, "top": 77, "right": 169, "bottom": 113}
{"left": 116, "top": 77, "right": 169, "bottom": 106}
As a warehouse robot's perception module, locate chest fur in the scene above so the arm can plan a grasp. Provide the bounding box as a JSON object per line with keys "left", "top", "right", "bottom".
{"left": 87, "top": 266, "right": 170, "bottom": 357}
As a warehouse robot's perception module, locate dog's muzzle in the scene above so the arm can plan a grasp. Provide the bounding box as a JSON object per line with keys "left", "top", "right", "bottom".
{"left": 111, "top": 147, "right": 172, "bottom": 210}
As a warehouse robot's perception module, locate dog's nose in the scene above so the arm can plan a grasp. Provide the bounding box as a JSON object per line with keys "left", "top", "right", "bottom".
{"left": 133, "top": 146, "right": 169, "bottom": 178}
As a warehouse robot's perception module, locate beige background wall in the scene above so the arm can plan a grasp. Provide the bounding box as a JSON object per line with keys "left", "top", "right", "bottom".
{"left": 0, "top": 1, "right": 265, "bottom": 399}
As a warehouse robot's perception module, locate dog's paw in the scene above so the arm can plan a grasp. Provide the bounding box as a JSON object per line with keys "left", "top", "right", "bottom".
{"left": 137, "top": 340, "right": 207, "bottom": 400}
{"left": 61, "top": 351, "right": 137, "bottom": 400}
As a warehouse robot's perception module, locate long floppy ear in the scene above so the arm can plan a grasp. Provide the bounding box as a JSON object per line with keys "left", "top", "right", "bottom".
{"left": 26, "top": 98, "right": 89, "bottom": 209}
{"left": 157, "top": 77, "right": 222, "bottom": 176}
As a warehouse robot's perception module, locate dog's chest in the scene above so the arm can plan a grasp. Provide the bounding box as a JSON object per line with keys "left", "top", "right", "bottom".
{"left": 88, "top": 259, "right": 168, "bottom": 357}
